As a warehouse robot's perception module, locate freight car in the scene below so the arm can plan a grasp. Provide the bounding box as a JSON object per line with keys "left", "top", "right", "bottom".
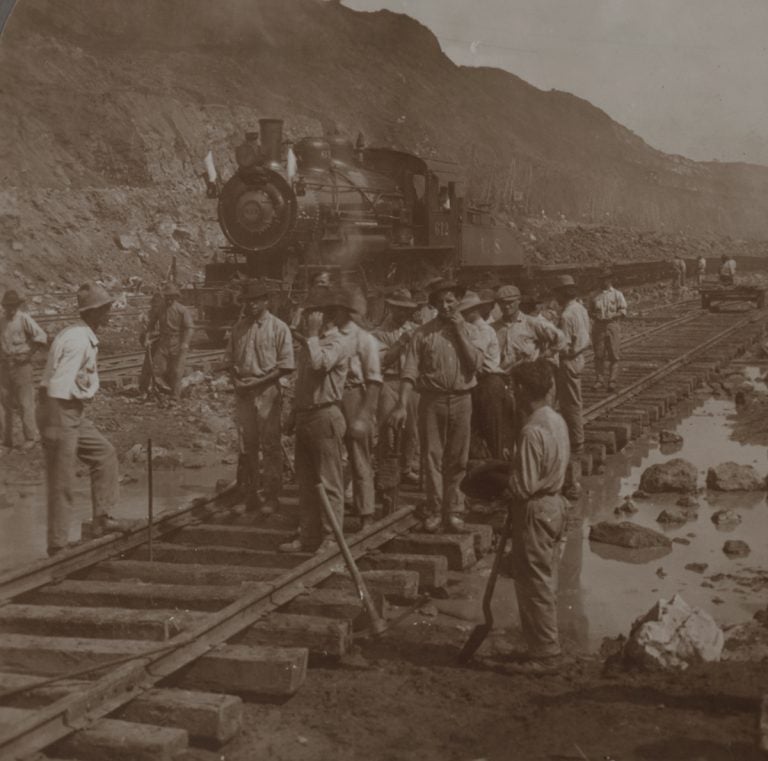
{"left": 182, "top": 118, "right": 524, "bottom": 340}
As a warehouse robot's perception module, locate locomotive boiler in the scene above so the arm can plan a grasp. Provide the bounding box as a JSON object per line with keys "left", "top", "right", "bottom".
{"left": 184, "top": 118, "right": 525, "bottom": 340}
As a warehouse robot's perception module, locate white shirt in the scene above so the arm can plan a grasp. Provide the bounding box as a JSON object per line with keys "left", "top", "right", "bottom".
{"left": 40, "top": 323, "right": 100, "bottom": 400}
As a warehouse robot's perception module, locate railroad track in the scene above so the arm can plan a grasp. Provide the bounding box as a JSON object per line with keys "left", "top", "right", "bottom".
{"left": 0, "top": 302, "right": 765, "bottom": 760}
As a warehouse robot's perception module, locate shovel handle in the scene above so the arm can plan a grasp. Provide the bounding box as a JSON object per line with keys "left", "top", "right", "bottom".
{"left": 482, "top": 506, "right": 515, "bottom": 623}
{"left": 315, "top": 482, "right": 386, "bottom": 636}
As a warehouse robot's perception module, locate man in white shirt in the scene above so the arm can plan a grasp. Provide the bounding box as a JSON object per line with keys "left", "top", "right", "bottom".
{"left": 696, "top": 256, "right": 707, "bottom": 288}
{"left": 590, "top": 270, "right": 627, "bottom": 392}
{"left": 38, "top": 282, "right": 121, "bottom": 556}
{"left": 719, "top": 255, "right": 736, "bottom": 286}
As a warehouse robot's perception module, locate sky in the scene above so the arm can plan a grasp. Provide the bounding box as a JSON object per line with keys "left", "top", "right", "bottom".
{"left": 343, "top": 0, "right": 768, "bottom": 166}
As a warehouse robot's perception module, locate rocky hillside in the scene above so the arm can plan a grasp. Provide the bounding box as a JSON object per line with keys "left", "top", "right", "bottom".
{"left": 1, "top": 0, "right": 768, "bottom": 290}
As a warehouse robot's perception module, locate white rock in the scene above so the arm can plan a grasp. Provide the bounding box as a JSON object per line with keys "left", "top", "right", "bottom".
{"left": 624, "top": 594, "right": 724, "bottom": 670}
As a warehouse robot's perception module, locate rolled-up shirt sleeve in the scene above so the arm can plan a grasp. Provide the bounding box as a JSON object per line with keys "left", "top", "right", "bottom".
{"left": 359, "top": 332, "right": 383, "bottom": 384}
{"left": 307, "top": 334, "right": 346, "bottom": 372}
{"left": 23, "top": 314, "right": 48, "bottom": 347}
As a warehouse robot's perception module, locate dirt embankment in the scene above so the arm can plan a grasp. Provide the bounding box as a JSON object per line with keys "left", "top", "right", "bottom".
{"left": 2, "top": 0, "right": 768, "bottom": 293}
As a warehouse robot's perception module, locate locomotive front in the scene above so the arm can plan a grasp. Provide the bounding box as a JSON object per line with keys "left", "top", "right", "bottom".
{"left": 217, "top": 118, "right": 407, "bottom": 265}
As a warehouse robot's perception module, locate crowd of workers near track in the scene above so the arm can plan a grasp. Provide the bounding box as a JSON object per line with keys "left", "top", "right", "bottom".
{"left": 0, "top": 252, "right": 739, "bottom": 673}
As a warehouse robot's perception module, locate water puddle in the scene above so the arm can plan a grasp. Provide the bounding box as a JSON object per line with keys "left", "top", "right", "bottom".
{"left": 451, "top": 394, "right": 768, "bottom": 654}
{"left": 0, "top": 458, "right": 233, "bottom": 572}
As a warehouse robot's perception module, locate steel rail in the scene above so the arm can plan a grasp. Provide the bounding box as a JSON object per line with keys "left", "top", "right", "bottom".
{"left": 0, "top": 506, "right": 418, "bottom": 760}
{"left": 584, "top": 310, "right": 763, "bottom": 422}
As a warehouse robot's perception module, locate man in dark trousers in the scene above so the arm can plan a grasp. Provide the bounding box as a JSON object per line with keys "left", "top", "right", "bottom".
{"left": 390, "top": 279, "right": 483, "bottom": 534}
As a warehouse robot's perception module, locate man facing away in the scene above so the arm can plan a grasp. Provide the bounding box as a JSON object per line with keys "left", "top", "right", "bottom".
{"left": 590, "top": 269, "right": 627, "bottom": 393}
{"left": 696, "top": 256, "right": 707, "bottom": 288}
{"left": 143, "top": 283, "right": 194, "bottom": 399}
{"left": 390, "top": 279, "right": 483, "bottom": 534}
{"left": 719, "top": 254, "right": 736, "bottom": 286}
{"left": 374, "top": 288, "right": 421, "bottom": 497}
{"left": 279, "top": 292, "right": 353, "bottom": 553}
{"left": 0, "top": 290, "right": 47, "bottom": 451}
{"left": 673, "top": 256, "right": 686, "bottom": 289}
{"left": 225, "top": 280, "right": 295, "bottom": 515}
{"left": 458, "top": 290, "right": 506, "bottom": 460}
{"left": 38, "top": 283, "right": 121, "bottom": 556}
{"left": 505, "top": 358, "right": 570, "bottom": 674}
{"left": 337, "top": 289, "right": 382, "bottom": 530}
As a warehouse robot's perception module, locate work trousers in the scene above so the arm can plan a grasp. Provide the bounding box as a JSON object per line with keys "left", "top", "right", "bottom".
{"left": 470, "top": 373, "right": 507, "bottom": 460}
{"left": 418, "top": 390, "right": 472, "bottom": 517}
{"left": 556, "top": 358, "right": 584, "bottom": 453}
{"left": 511, "top": 494, "right": 567, "bottom": 658}
{"left": 674, "top": 271, "right": 685, "bottom": 289}
{"left": 592, "top": 320, "right": 620, "bottom": 385}
{"left": 153, "top": 343, "right": 188, "bottom": 399}
{"left": 234, "top": 384, "right": 282, "bottom": 508}
{"left": 295, "top": 404, "right": 346, "bottom": 550}
{"left": 0, "top": 360, "right": 37, "bottom": 446}
{"left": 37, "top": 396, "right": 119, "bottom": 552}
{"left": 341, "top": 386, "right": 375, "bottom": 517}
{"left": 377, "top": 378, "right": 419, "bottom": 477}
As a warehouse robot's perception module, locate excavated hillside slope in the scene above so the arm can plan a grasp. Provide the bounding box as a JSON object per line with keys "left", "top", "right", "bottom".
{"left": 1, "top": 0, "right": 767, "bottom": 289}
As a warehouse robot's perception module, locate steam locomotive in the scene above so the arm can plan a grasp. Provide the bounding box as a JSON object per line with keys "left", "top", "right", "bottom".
{"left": 182, "top": 118, "right": 524, "bottom": 339}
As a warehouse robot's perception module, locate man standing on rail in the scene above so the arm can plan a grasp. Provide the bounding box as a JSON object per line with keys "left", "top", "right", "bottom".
{"left": 0, "top": 290, "right": 47, "bottom": 451}
{"left": 280, "top": 291, "right": 353, "bottom": 553}
{"left": 143, "top": 283, "right": 194, "bottom": 400}
{"left": 225, "top": 280, "right": 295, "bottom": 515}
{"left": 337, "top": 288, "right": 382, "bottom": 530}
{"left": 374, "top": 288, "right": 421, "bottom": 495}
{"left": 673, "top": 256, "right": 687, "bottom": 290}
{"left": 552, "top": 275, "right": 590, "bottom": 500}
{"left": 590, "top": 269, "right": 627, "bottom": 393}
{"left": 459, "top": 290, "right": 505, "bottom": 460}
{"left": 38, "top": 283, "right": 122, "bottom": 556}
{"left": 697, "top": 256, "right": 707, "bottom": 289}
{"left": 506, "top": 358, "right": 570, "bottom": 674}
{"left": 390, "top": 279, "right": 483, "bottom": 534}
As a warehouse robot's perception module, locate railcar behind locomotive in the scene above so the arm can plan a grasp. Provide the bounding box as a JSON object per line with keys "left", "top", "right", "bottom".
{"left": 182, "top": 118, "right": 524, "bottom": 338}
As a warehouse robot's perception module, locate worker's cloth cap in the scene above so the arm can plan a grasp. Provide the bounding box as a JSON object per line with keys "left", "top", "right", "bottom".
{"left": 428, "top": 278, "right": 465, "bottom": 305}
{"left": 1, "top": 290, "right": 25, "bottom": 307}
{"left": 76, "top": 282, "right": 113, "bottom": 313}
{"left": 458, "top": 290, "right": 495, "bottom": 313}
{"left": 241, "top": 280, "right": 271, "bottom": 301}
{"left": 385, "top": 288, "right": 417, "bottom": 309}
{"left": 496, "top": 284, "right": 521, "bottom": 301}
{"left": 162, "top": 283, "right": 182, "bottom": 297}
{"left": 552, "top": 274, "right": 576, "bottom": 289}
{"left": 461, "top": 460, "right": 513, "bottom": 502}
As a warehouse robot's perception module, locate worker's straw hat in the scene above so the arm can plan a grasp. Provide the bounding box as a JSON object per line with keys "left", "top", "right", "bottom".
{"left": 385, "top": 288, "right": 418, "bottom": 310}
{"left": 76, "top": 282, "right": 113, "bottom": 313}
{"left": 458, "top": 291, "right": 495, "bottom": 313}
{"left": 496, "top": 284, "right": 521, "bottom": 302}
{"left": 428, "top": 278, "right": 465, "bottom": 306}
{"left": 1, "top": 290, "right": 25, "bottom": 307}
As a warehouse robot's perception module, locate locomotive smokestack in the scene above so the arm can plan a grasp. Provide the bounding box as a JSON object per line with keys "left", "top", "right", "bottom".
{"left": 259, "top": 119, "right": 284, "bottom": 165}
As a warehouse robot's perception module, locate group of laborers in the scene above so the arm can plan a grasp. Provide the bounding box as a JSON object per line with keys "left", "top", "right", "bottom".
{"left": 675, "top": 254, "right": 738, "bottom": 289}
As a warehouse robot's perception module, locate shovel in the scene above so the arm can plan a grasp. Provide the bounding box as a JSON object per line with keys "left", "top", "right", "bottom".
{"left": 457, "top": 505, "right": 514, "bottom": 664}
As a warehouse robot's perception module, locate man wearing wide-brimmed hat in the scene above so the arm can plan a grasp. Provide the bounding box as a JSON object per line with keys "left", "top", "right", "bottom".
{"left": 390, "top": 278, "right": 483, "bottom": 533}
{"left": 279, "top": 290, "right": 354, "bottom": 553}
{"left": 38, "top": 282, "right": 122, "bottom": 555}
{"left": 224, "top": 280, "right": 295, "bottom": 515}
{"left": 0, "top": 289, "right": 48, "bottom": 451}
{"left": 552, "top": 275, "right": 590, "bottom": 497}
{"left": 458, "top": 290, "right": 506, "bottom": 459}
{"left": 590, "top": 268, "right": 627, "bottom": 392}
{"left": 374, "top": 288, "right": 421, "bottom": 494}
{"left": 143, "top": 282, "right": 194, "bottom": 399}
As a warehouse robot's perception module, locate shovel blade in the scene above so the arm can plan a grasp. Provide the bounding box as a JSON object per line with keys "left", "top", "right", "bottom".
{"left": 457, "top": 622, "right": 491, "bottom": 664}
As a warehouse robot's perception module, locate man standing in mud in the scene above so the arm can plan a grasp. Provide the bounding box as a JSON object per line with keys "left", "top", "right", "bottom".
{"left": 390, "top": 279, "right": 482, "bottom": 534}
{"left": 225, "top": 280, "right": 294, "bottom": 515}
{"left": 505, "top": 358, "right": 570, "bottom": 674}
{"left": 590, "top": 269, "right": 627, "bottom": 393}
{"left": 0, "top": 289, "right": 48, "bottom": 451}
{"left": 38, "top": 282, "right": 122, "bottom": 556}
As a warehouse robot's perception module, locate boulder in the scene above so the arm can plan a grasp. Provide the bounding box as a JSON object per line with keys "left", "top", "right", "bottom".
{"left": 722, "top": 540, "right": 750, "bottom": 558}
{"left": 659, "top": 429, "right": 683, "bottom": 445}
{"left": 685, "top": 563, "right": 708, "bottom": 574}
{"left": 589, "top": 521, "right": 672, "bottom": 549}
{"left": 676, "top": 494, "right": 699, "bottom": 508}
{"left": 711, "top": 509, "right": 742, "bottom": 527}
{"left": 656, "top": 509, "right": 690, "bottom": 525}
{"left": 623, "top": 594, "right": 724, "bottom": 670}
{"left": 632, "top": 489, "right": 650, "bottom": 500}
{"left": 706, "top": 462, "right": 765, "bottom": 491}
{"left": 614, "top": 497, "right": 638, "bottom": 516}
{"left": 639, "top": 459, "right": 697, "bottom": 494}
